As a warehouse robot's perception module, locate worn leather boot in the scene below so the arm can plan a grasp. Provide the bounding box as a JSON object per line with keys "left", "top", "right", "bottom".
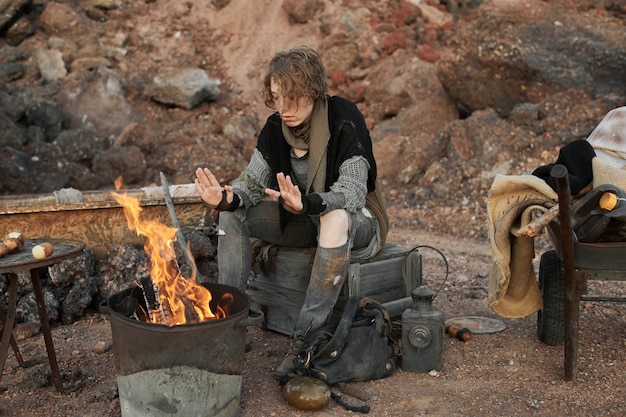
{"left": 293, "top": 242, "right": 350, "bottom": 337}
{"left": 274, "top": 336, "right": 304, "bottom": 378}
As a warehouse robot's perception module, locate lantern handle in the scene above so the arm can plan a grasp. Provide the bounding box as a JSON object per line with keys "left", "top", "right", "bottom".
{"left": 401, "top": 245, "right": 449, "bottom": 302}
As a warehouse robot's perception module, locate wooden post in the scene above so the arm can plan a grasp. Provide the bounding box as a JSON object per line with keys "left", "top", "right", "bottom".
{"left": 550, "top": 164, "right": 580, "bottom": 381}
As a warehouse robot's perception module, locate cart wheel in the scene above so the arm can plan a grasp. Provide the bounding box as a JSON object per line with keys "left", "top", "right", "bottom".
{"left": 537, "top": 250, "right": 565, "bottom": 345}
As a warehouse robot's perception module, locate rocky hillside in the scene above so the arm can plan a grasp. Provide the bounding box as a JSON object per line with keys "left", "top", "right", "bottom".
{"left": 1, "top": 0, "right": 625, "bottom": 239}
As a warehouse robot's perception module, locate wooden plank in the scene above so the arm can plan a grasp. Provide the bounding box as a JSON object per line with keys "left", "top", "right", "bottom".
{"left": 255, "top": 251, "right": 312, "bottom": 291}
{"left": 347, "top": 257, "right": 406, "bottom": 301}
{"left": 0, "top": 203, "right": 212, "bottom": 260}
{"left": 403, "top": 250, "right": 422, "bottom": 294}
{"left": 355, "top": 244, "right": 410, "bottom": 263}
{"left": 0, "top": 184, "right": 213, "bottom": 260}
{"left": 250, "top": 295, "right": 302, "bottom": 335}
{"left": 247, "top": 280, "right": 306, "bottom": 307}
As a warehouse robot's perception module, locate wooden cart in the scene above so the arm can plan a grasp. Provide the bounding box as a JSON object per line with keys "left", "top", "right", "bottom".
{"left": 537, "top": 164, "right": 626, "bottom": 380}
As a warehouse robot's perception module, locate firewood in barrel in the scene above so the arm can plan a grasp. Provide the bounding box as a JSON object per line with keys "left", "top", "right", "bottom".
{"left": 32, "top": 242, "right": 55, "bottom": 259}
{"left": 112, "top": 292, "right": 140, "bottom": 318}
{"left": 4, "top": 231, "right": 25, "bottom": 253}
{"left": 182, "top": 295, "right": 201, "bottom": 324}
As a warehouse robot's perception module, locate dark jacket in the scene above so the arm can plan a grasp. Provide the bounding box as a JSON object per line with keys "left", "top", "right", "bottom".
{"left": 256, "top": 95, "right": 389, "bottom": 250}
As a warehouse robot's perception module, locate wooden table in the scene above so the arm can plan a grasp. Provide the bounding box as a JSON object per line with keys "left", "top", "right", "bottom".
{"left": 0, "top": 239, "right": 85, "bottom": 393}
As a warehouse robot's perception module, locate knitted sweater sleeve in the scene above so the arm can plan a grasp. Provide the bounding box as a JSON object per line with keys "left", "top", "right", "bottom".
{"left": 315, "top": 155, "right": 370, "bottom": 215}
{"left": 231, "top": 148, "right": 273, "bottom": 208}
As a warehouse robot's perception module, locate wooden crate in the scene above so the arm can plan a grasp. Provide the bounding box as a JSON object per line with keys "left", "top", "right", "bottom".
{"left": 247, "top": 243, "right": 420, "bottom": 335}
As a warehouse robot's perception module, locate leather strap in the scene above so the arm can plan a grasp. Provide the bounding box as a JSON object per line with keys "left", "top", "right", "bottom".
{"left": 317, "top": 297, "right": 360, "bottom": 357}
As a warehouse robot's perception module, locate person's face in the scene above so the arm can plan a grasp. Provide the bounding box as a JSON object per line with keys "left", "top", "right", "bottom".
{"left": 270, "top": 79, "right": 314, "bottom": 127}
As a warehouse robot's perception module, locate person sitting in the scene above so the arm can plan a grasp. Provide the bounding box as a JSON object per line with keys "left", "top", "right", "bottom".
{"left": 194, "top": 45, "right": 388, "bottom": 377}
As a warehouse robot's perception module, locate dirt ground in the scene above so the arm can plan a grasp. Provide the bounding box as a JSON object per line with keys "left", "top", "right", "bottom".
{"left": 1, "top": 0, "right": 625, "bottom": 415}
{"left": 1, "top": 228, "right": 625, "bottom": 417}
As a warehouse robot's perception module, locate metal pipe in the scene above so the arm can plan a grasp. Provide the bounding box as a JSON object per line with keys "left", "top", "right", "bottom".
{"left": 381, "top": 297, "right": 413, "bottom": 317}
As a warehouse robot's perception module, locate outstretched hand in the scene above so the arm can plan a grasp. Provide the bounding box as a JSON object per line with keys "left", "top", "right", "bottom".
{"left": 195, "top": 167, "right": 234, "bottom": 208}
{"left": 265, "top": 173, "right": 304, "bottom": 214}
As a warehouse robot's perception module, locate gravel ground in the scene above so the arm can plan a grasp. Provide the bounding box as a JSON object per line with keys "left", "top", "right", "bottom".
{"left": 1, "top": 230, "right": 625, "bottom": 417}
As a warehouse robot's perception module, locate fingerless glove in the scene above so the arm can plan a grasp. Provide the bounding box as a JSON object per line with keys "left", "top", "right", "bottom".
{"left": 300, "top": 193, "right": 325, "bottom": 215}
{"left": 214, "top": 190, "right": 240, "bottom": 212}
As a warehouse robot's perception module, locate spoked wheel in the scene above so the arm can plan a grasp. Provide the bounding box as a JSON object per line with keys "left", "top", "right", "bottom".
{"left": 537, "top": 250, "right": 565, "bottom": 345}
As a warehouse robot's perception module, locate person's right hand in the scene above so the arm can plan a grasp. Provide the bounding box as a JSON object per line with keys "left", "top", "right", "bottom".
{"left": 265, "top": 173, "right": 304, "bottom": 214}
{"left": 195, "top": 167, "right": 233, "bottom": 208}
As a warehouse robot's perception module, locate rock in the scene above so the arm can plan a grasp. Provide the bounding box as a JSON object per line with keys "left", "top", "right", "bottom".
{"left": 36, "top": 2, "right": 84, "bottom": 35}
{"left": 184, "top": 228, "right": 216, "bottom": 259}
{"left": 211, "top": 0, "right": 230, "bottom": 9}
{"left": 89, "top": 0, "right": 122, "bottom": 10}
{"left": 0, "top": 0, "right": 31, "bottom": 33}
{"left": 0, "top": 62, "right": 24, "bottom": 82}
{"left": 55, "top": 67, "right": 133, "bottom": 138}
{"left": 381, "top": 31, "right": 405, "bottom": 55}
{"left": 35, "top": 48, "right": 67, "bottom": 82}
{"left": 25, "top": 100, "right": 63, "bottom": 141}
{"left": 92, "top": 340, "right": 109, "bottom": 354}
{"left": 85, "top": 6, "right": 108, "bottom": 22}
{"left": 13, "top": 321, "right": 41, "bottom": 340}
{"left": 282, "top": 0, "right": 325, "bottom": 24}
{"left": 70, "top": 57, "right": 112, "bottom": 72}
{"left": 4, "top": 16, "right": 36, "bottom": 46}
{"left": 437, "top": 1, "right": 626, "bottom": 116}
{"left": 0, "top": 46, "right": 26, "bottom": 65}
{"left": 146, "top": 67, "right": 221, "bottom": 110}
{"left": 55, "top": 128, "right": 108, "bottom": 162}
{"left": 91, "top": 144, "right": 147, "bottom": 187}
{"left": 61, "top": 276, "right": 101, "bottom": 324}
{"left": 16, "top": 287, "right": 59, "bottom": 323}
{"left": 95, "top": 243, "right": 150, "bottom": 300}
{"left": 0, "top": 147, "right": 32, "bottom": 193}
{"left": 0, "top": 112, "right": 28, "bottom": 147}
{"left": 509, "top": 102, "right": 539, "bottom": 126}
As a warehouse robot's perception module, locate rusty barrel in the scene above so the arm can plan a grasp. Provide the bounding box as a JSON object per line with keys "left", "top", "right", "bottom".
{"left": 107, "top": 282, "right": 262, "bottom": 417}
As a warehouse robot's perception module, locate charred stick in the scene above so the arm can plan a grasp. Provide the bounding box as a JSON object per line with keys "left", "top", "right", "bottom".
{"left": 135, "top": 280, "right": 153, "bottom": 321}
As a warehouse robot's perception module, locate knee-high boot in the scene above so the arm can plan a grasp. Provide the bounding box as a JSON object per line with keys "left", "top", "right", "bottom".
{"left": 274, "top": 241, "right": 350, "bottom": 378}
{"left": 294, "top": 241, "right": 351, "bottom": 338}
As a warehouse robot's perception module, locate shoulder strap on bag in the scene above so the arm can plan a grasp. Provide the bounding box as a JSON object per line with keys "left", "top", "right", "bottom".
{"left": 316, "top": 297, "right": 361, "bottom": 357}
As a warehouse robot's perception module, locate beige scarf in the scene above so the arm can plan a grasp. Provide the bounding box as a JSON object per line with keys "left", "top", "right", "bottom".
{"left": 282, "top": 98, "right": 330, "bottom": 194}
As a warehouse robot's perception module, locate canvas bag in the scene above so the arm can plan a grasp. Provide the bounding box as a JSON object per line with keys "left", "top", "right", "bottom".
{"left": 294, "top": 297, "right": 398, "bottom": 386}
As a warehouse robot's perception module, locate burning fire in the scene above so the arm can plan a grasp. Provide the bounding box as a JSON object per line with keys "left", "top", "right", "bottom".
{"left": 112, "top": 177, "right": 229, "bottom": 325}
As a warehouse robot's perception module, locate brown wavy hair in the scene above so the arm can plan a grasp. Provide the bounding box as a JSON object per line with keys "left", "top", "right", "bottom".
{"left": 261, "top": 45, "right": 328, "bottom": 110}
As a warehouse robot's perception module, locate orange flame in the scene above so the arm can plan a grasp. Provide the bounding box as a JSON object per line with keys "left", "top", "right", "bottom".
{"left": 111, "top": 182, "right": 221, "bottom": 325}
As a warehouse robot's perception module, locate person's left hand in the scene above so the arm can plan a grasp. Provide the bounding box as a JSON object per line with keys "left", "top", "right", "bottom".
{"left": 265, "top": 173, "right": 304, "bottom": 214}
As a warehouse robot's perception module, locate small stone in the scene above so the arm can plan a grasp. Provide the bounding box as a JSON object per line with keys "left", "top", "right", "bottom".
{"left": 107, "top": 386, "right": 119, "bottom": 400}
{"left": 13, "top": 321, "right": 41, "bottom": 340}
{"left": 93, "top": 341, "right": 109, "bottom": 354}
